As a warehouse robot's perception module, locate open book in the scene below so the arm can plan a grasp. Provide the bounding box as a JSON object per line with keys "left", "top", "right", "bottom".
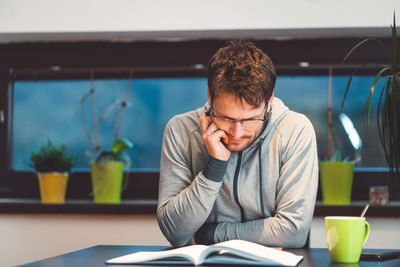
{"left": 106, "top": 239, "right": 303, "bottom": 266}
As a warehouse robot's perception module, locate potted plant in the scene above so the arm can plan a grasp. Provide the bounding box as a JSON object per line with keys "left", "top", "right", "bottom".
{"left": 320, "top": 66, "right": 355, "bottom": 205}
{"left": 28, "top": 139, "right": 74, "bottom": 204}
{"left": 81, "top": 71, "right": 133, "bottom": 204}
{"left": 342, "top": 14, "right": 400, "bottom": 187}
{"left": 91, "top": 138, "right": 133, "bottom": 203}
{"left": 320, "top": 151, "right": 354, "bottom": 205}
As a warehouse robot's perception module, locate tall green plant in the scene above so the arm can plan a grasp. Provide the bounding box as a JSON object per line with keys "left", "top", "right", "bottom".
{"left": 341, "top": 13, "right": 400, "bottom": 180}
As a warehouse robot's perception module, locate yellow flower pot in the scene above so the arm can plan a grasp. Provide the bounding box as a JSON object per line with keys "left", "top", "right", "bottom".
{"left": 37, "top": 172, "right": 69, "bottom": 204}
{"left": 90, "top": 161, "right": 124, "bottom": 204}
{"left": 320, "top": 162, "right": 354, "bottom": 205}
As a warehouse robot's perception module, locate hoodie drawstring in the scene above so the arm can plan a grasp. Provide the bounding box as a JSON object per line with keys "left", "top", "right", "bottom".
{"left": 258, "top": 140, "right": 267, "bottom": 218}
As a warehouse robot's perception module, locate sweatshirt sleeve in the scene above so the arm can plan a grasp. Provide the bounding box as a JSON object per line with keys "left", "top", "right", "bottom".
{"left": 156, "top": 116, "right": 226, "bottom": 247}
{"left": 212, "top": 116, "right": 319, "bottom": 248}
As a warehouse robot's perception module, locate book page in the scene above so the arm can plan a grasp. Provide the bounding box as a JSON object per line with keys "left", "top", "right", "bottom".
{"left": 106, "top": 245, "right": 208, "bottom": 265}
{"left": 203, "top": 251, "right": 272, "bottom": 266}
{"left": 201, "top": 240, "right": 303, "bottom": 266}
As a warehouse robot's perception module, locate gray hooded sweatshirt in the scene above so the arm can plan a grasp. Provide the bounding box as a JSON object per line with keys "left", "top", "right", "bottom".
{"left": 157, "top": 97, "right": 318, "bottom": 248}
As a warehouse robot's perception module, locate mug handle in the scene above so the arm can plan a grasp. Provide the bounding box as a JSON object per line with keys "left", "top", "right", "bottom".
{"left": 363, "top": 221, "right": 370, "bottom": 246}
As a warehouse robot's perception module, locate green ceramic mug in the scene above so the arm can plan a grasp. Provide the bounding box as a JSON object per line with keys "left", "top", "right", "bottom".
{"left": 325, "top": 216, "right": 370, "bottom": 263}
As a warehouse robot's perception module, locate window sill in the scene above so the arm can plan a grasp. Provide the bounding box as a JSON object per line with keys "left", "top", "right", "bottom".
{"left": 313, "top": 201, "right": 400, "bottom": 217}
{"left": 0, "top": 198, "right": 399, "bottom": 217}
{"left": 0, "top": 198, "right": 157, "bottom": 214}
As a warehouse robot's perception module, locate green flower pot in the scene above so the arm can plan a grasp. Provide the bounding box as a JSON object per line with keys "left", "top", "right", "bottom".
{"left": 320, "top": 162, "right": 354, "bottom": 205}
{"left": 90, "top": 161, "right": 124, "bottom": 204}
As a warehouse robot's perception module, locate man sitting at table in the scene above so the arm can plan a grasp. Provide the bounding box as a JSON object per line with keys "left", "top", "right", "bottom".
{"left": 157, "top": 40, "right": 318, "bottom": 248}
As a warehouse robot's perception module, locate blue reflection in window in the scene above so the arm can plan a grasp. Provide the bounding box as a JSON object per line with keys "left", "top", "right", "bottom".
{"left": 12, "top": 78, "right": 208, "bottom": 170}
{"left": 12, "top": 75, "right": 387, "bottom": 171}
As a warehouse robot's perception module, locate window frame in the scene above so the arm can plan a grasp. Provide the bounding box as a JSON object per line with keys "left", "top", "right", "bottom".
{"left": 0, "top": 37, "right": 397, "bottom": 200}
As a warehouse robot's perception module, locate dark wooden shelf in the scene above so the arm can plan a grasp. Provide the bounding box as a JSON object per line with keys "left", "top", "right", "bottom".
{"left": 313, "top": 201, "right": 400, "bottom": 217}
{"left": 1, "top": 198, "right": 399, "bottom": 217}
{"left": 0, "top": 198, "right": 157, "bottom": 214}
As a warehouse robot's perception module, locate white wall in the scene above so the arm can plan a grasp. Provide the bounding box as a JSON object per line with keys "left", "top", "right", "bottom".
{"left": 0, "top": 214, "right": 169, "bottom": 267}
{"left": 310, "top": 217, "right": 400, "bottom": 249}
{"left": 0, "top": 0, "right": 399, "bottom": 42}
{"left": 1, "top": 215, "right": 399, "bottom": 267}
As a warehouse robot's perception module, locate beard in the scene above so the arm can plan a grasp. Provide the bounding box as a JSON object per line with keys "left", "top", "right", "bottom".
{"left": 225, "top": 134, "right": 259, "bottom": 152}
{"left": 224, "top": 121, "right": 266, "bottom": 152}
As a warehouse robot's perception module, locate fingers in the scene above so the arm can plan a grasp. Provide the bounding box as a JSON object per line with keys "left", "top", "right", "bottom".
{"left": 200, "top": 116, "right": 220, "bottom": 140}
{"left": 199, "top": 115, "right": 231, "bottom": 161}
{"left": 221, "top": 131, "right": 229, "bottom": 145}
{"left": 207, "top": 129, "right": 231, "bottom": 161}
{"left": 210, "top": 129, "right": 228, "bottom": 144}
{"left": 199, "top": 115, "right": 212, "bottom": 135}
{"left": 204, "top": 122, "right": 219, "bottom": 137}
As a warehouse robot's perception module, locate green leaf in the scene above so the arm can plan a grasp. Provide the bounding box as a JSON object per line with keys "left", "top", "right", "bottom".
{"left": 343, "top": 38, "right": 391, "bottom": 65}
{"left": 96, "top": 151, "right": 114, "bottom": 162}
{"left": 330, "top": 150, "right": 342, "bottom": 162}
{"left": 341, "top": 66, "right": 360, "bottom": 111}
{"left": 111, "top": 138, "right": 133, "bottom": 155}
{"left": 115, "top": 151, "right": 132, "bottom": 167}
{"left": 342, "top": 39, "right": 371, "bottom": 63}
{"left": 366, "top": 67, "right": 390, "bottom": 127}
{"left": 372, "top": 38, "right": 392, "bottom": 64}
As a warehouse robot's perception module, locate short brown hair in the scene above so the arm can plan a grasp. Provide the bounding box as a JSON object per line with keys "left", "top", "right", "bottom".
{"left": 207, "top": 40, "right": 276, "bottom": 108}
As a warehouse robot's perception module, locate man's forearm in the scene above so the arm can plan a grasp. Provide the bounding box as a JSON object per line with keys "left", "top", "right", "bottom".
{"left": 157, "top": 171, "right": 223, "bottom": 247}
{"left": 207, "top": 214, "right": 312, "bottom": 248}
{"left": 158, "top": 152, "right": 228, "bottom": 247}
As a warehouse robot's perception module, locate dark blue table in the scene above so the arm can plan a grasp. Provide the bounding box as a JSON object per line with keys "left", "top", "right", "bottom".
{"left": 20, "top": 245, "right": 400, "bottom": 267}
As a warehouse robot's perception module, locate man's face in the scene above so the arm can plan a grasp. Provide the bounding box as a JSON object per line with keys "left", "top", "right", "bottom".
{"left": 210, "top": 93, "right": 268, "bottom": 152}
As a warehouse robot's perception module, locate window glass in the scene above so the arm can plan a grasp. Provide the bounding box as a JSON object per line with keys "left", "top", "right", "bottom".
{"left": 12, "top": 78, "right": 208, "bottom": 171}
{"left": 274, "top": 75, "right": 386, "bottom": 167}
{"left": 11, "top": 75, "right": 387, "bottom": 171}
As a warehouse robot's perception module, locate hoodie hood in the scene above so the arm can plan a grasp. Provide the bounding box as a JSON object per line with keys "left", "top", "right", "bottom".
{"left": 253, "top": 97, "right": 289, "bottom": 145}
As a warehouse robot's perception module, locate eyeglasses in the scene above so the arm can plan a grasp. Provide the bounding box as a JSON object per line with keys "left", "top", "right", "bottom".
{"left": 205, "top": 103, "right": 270, "bottom": 128}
